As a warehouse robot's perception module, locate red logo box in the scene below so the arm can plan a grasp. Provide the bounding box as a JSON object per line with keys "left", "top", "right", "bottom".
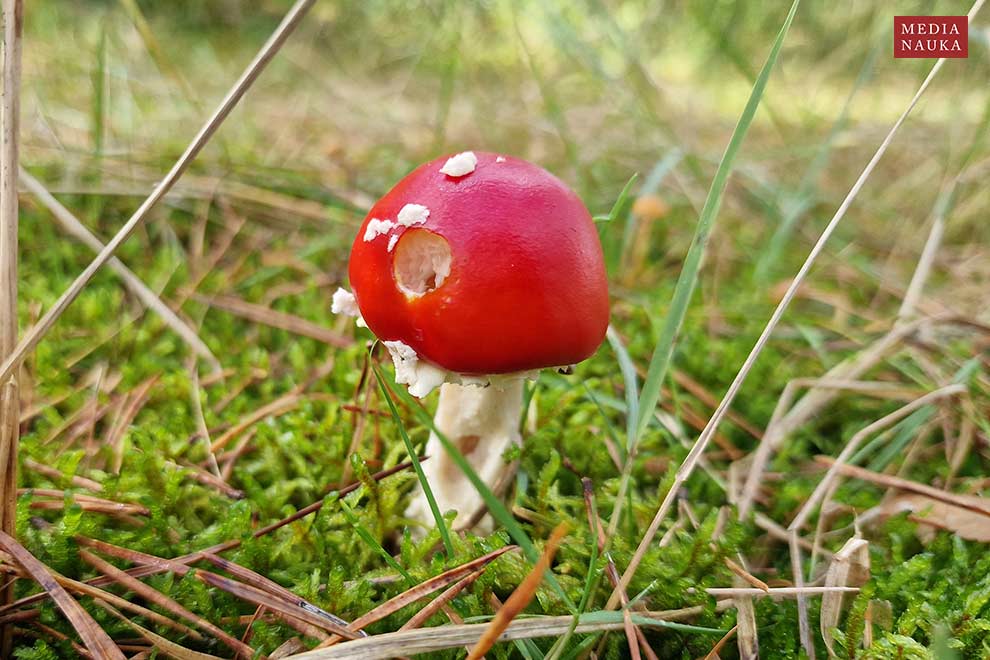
{"left": 894, "top": 16, "right": 968, "bottom": 58}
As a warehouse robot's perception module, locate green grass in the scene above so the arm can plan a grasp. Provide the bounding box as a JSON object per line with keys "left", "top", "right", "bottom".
{"left": 6, "top": 0, "right": 990, "bottom": 658}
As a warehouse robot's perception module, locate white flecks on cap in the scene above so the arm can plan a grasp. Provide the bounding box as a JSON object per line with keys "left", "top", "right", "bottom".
{"left": 331, "top": 287, "right": 368, "bottom": 328}
{"left": 397, "top": 203, "right": 430, "bottom": 227}
{"left": 495, "top": 156, "right": 506, "bottom": 163}
{"left": 387, "top": 234, "right": 400, "bottom": 252}
{"left": 439, "top": 151, "right": 478, "bottom": 177}
{"left": 383, "top": 340, "right": 446, "bottom": 398}
{"left": 363, "top": 218, "right": 395, "bottom": 242}
{"left": 331, "top": 287, "right": 360, "bottom": 317}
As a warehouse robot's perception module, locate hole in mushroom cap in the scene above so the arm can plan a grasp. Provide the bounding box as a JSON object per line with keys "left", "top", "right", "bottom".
{"left": 393, "top": 229, "right": 452, "bottom": 298}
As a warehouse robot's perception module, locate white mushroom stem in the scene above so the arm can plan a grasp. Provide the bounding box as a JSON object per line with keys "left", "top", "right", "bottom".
{"left": 406, "top": 379, "right": 524, "bottom": 532}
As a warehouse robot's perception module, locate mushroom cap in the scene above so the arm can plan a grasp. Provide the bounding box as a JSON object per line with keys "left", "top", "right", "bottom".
{"left": 348, "top": 151, "right": 609, "bottom": 375}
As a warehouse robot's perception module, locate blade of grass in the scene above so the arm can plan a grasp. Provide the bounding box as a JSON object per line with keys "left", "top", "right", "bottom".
{"left": 618, "top": 151, "right": 683, "bottom": 272}
{"left": 599, "top": 174, "right": 640, "bottom": 273}
{"left": 370, "top": 360, "right": 455, "bottom": 558}
{"left": 753, "top": 40, "right": 880, "bottom": 283}
{"left": 634, "top": 0, "right": 803, "bottom": 444}
{"left": 339, "top": 499, "right": 415, "bottom": 582}
{"left": 546, "top": 481, "right": 603, "bottom": 660}
{"left": 604, "top": 326, "right": 643, "bottom": 542}
{"left": 609, "top": 0, "right": 803, "bottom": 610}
{"left": 606, "top": 326, "right": 640, "bottom": 452}
{"left": 594, "top": 174, "right": 638, "bottom": 223}
{"left": 612, "top": 0, "right": 987, "bottom": 641}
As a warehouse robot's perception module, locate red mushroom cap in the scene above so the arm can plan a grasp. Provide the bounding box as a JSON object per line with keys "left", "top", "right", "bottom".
{"left": 348, "top": 151, "right": 609, "bottom": 375}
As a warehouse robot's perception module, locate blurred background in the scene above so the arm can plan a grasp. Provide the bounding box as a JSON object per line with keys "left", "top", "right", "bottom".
{"left": 19, "top": 1, "right": 989, "bottom": 322}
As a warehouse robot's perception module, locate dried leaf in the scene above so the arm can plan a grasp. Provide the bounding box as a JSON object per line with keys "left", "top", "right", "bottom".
{"left": 878, "top": 493, "right": 990, "bottom": 543}
{"left": 821, "top": 537, "right": 870, "bottom": 657}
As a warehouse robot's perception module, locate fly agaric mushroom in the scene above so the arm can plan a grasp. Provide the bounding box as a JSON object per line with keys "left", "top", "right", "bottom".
{"left": 337, "top": 151, "right": 608, "bottom": 530}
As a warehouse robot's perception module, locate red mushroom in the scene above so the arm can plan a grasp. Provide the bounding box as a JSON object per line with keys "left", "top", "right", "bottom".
{"left": 337, "top": 151, "right": 609, "bottom": 529}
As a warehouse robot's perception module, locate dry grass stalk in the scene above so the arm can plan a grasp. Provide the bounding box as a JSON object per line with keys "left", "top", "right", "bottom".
{"left": 167, "top": 461, "right": 244, "bottom": 499}
{"left": 0, "top": 0, "right": 319, "bottom": 388}
{"left": 20, "top": 489, "right": 149, "bottom": 519}
{"left": 467, "top": 523, "right": 568, "bottom": 660}
{"left": 611, "top": 28, "right": 965, "bottom": 606}
{"left": 703, "top": 624, "right": 738, "bottom": 660}
{"left": 288, "top": 610, "right": 717, "bottom": 660}
{"left": 789, "top": 384, "right": 966, "bottom": 532}
{"left": 700, "top": 586, "right": 860, "bottom": 597}
{"left": 0, "top": 0, "right": 23, "bottom": 648}
{"left": 0, "top": 564, "right": 202, "bottom": 641}
{"left": 198, "top": 553, "right": 351, "bottom": 631}
{"left": 897, "top": 214, "right": 944, "bottom": 325}
{"left": 737, "top": 370, "right": 933, "bottom": 518}
{"left": 727, "top": 554, "right": 760, "bottom": 659}
{"left": 108, "top": 376, "right": 159, "bottom": 473}
{"left": 196, "top": 293, "right": 351, "bottom": 347}
{"left": 820, "top": 537, "right": 870, "bottom": 657}
{"left": 272, "top": 638, "right": 309, "bottom": 659}
{"left": 724, "top": 557, "right": 768, "bottom": 592}
{"left": 672, "top": 369, "right": 763, "bottom": 440}
{"left": 211, "top": 392, "right": 310, "bottom": 452}
{"left": 315, "top": 545, "right": 518, "bottom": 647}
{"left": 22, "top": 458, "right": 103, "bottom": 492}
{"left": 398, "top": 569, "right": 484, "bottom": 631}
{"left": 0, "top": 530, "right": 125, "bottom": 659}
{"left": 19, "top": 168, "right": 221, "bottom": 369}
{"left": 188, "top": 360, "right": 222, "bottom": 477}
{"left": 81, "top": 539, "right": 357, "bottom": 641}
{"left": 817, "top": 456, "right": 990, "bottom": 519}
{"left": 219, "top": 429, "right": 257, "bottom": 482}
{"left": 195, "top": 571, "right": 357, "bottom": 639}
{"left": 4, "top": 461, "right": 415, "bottom": 614}
{"left": 80, "top": 549, "right": 257, "bottom": 658}
{"left": 56, "top": 573, "right": 204, "bottom": 641}
{"left": 95, "top": 599, "right": 222, "bottom": 660}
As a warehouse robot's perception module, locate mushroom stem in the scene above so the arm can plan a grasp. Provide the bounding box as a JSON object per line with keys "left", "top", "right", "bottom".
{"left": 406, "top": 379, "right": 524, "bottom": 532}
